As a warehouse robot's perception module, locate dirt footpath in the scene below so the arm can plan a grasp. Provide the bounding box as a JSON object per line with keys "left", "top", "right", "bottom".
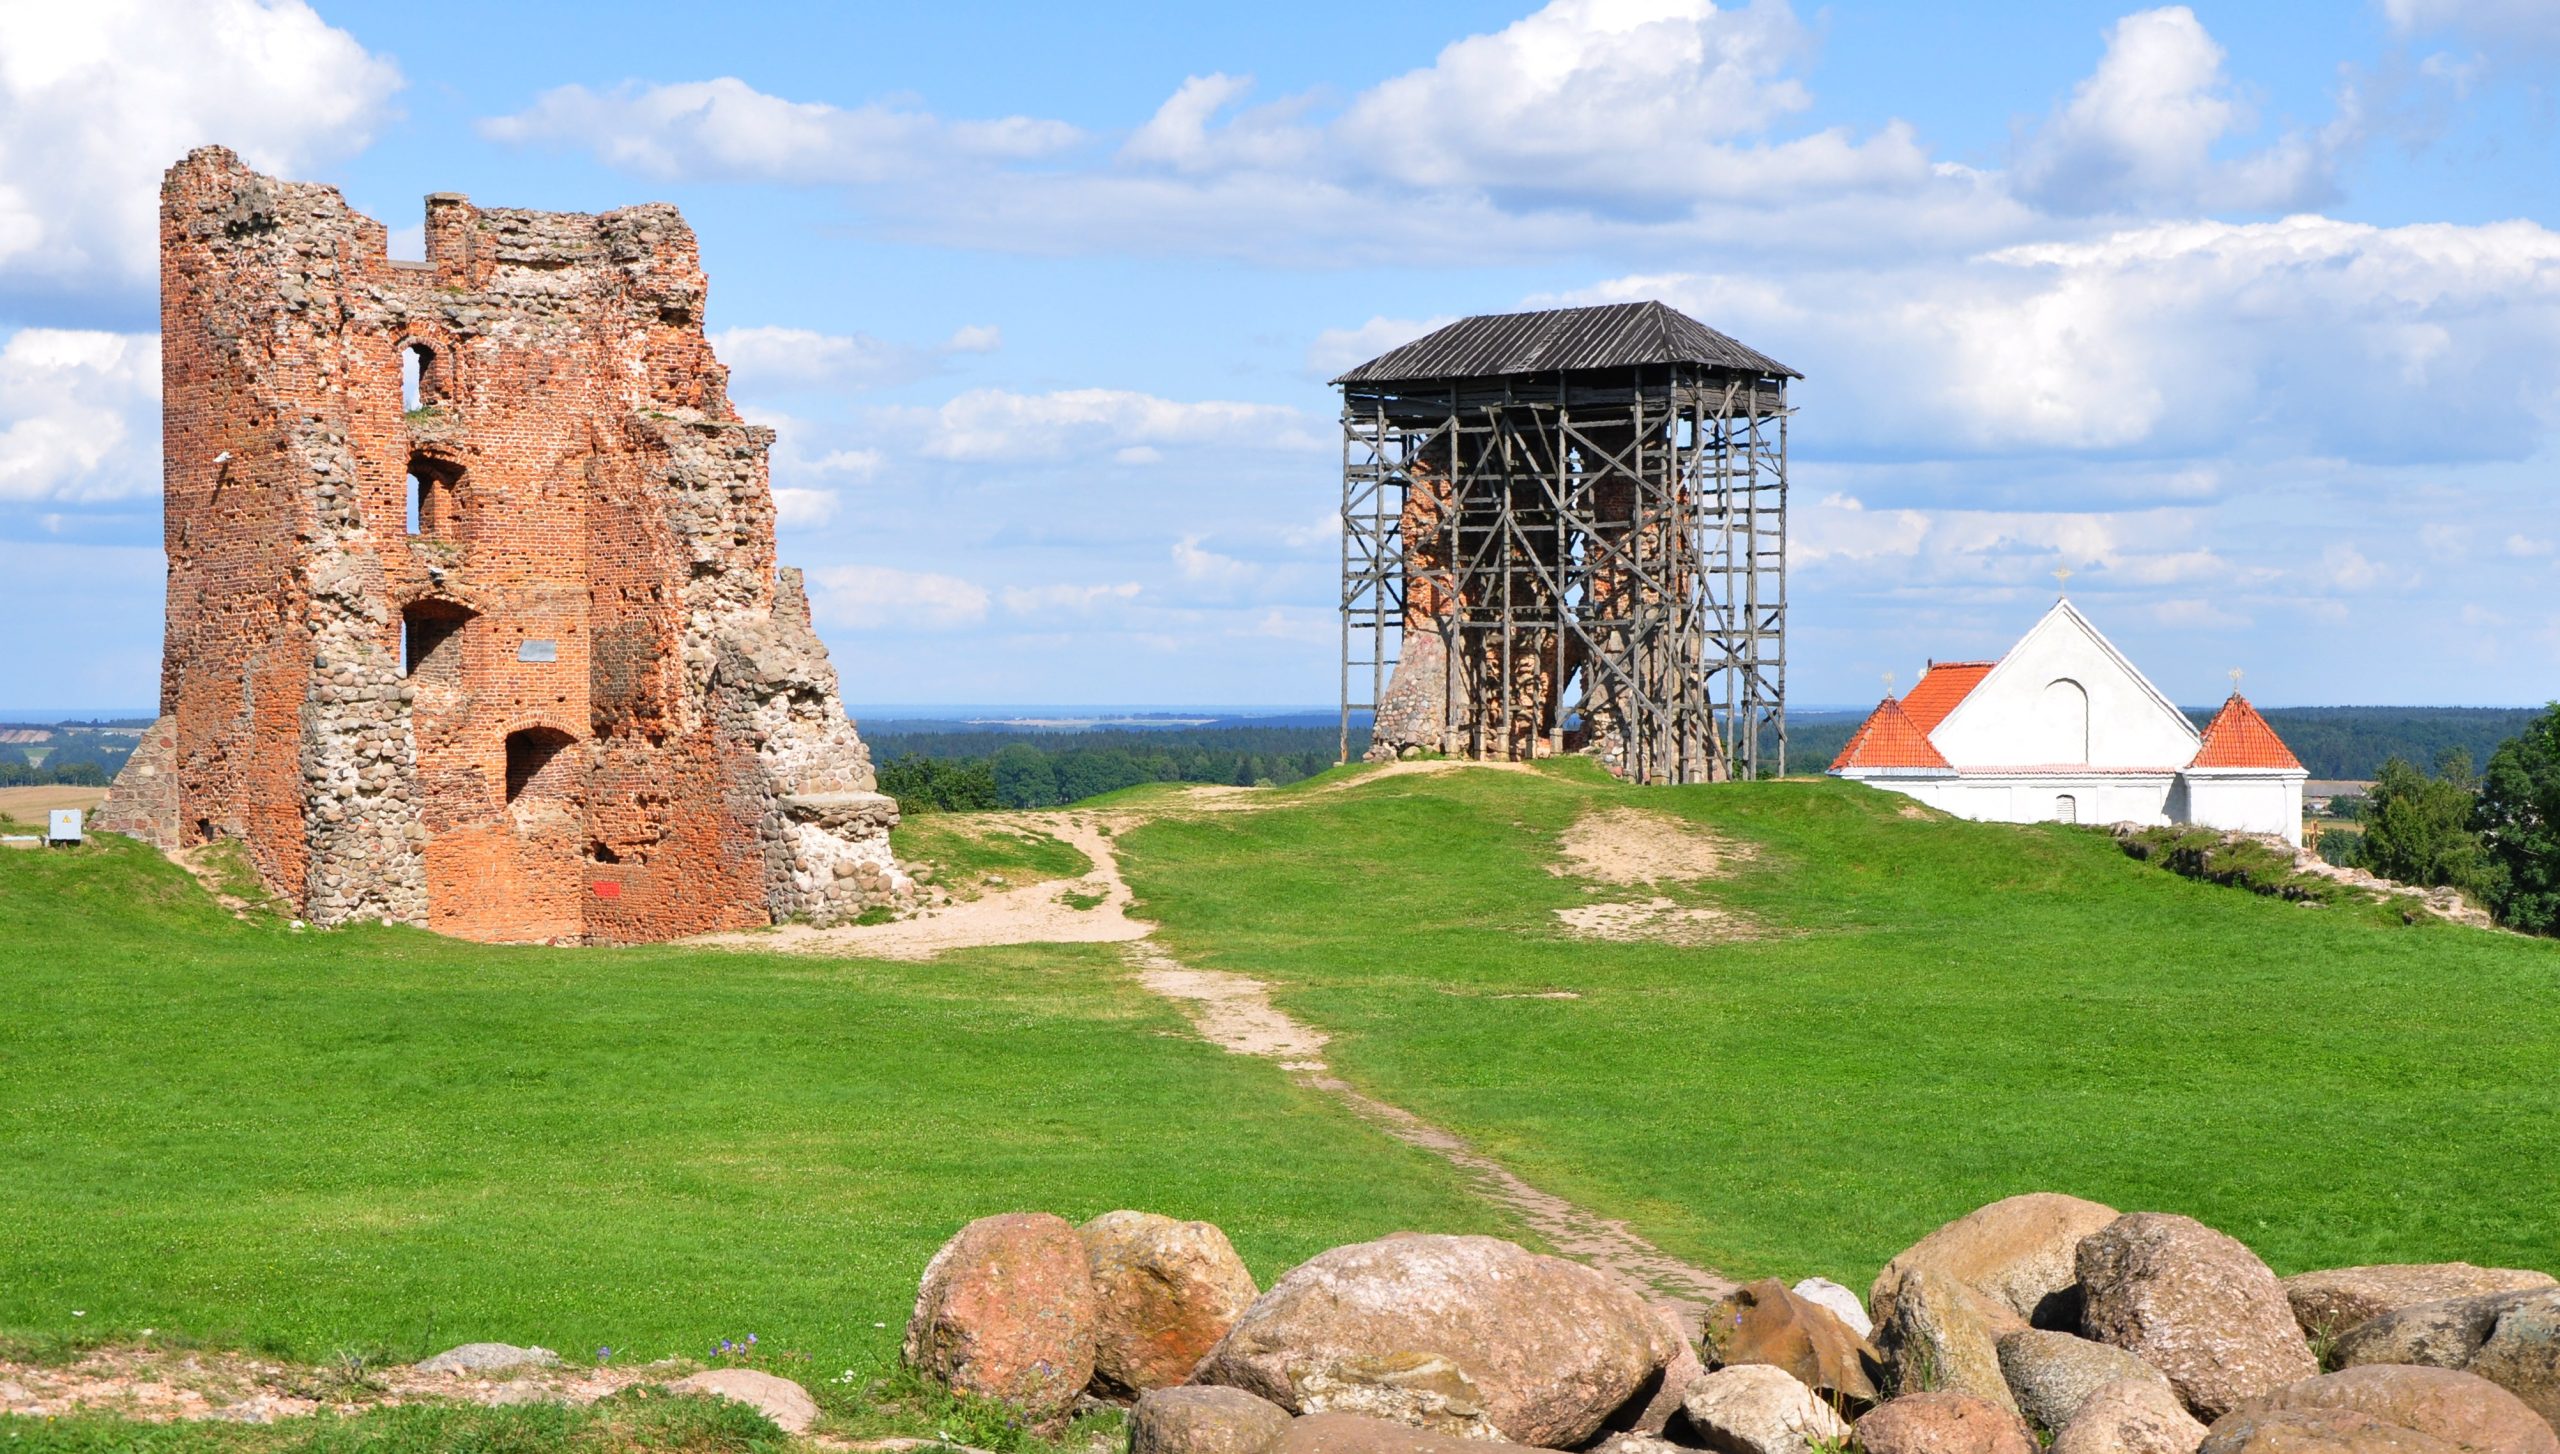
{"left": 689, "top": 765, "right": 1739, "bottom": 1310}
{"left": 690, "top": 814, "right": 1148, "bottom": 960}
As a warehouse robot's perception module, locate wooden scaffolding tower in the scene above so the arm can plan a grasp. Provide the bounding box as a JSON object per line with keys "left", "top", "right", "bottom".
{"left": 1336, "top": 302, "right": 1797, "bottom": 784}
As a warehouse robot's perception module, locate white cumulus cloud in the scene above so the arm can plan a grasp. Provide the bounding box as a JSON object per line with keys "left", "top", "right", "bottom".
{"left": 1576, "top": 212, "right": 2560, "bottom": 460}
{"left": 0, "top": 328, "right": 160, "bottom": 502}
{"left": 892, "top": 388, "right": 1325, "bottom": 462}
{"left": 480, "top": 77, "right": 1080, "bottom": 183}
{"left": 771, "top": 488, "right": 839, "bottom": 529}
{"left": 809, "top": 564, "right": 990, "bottom": 631}
{"left": 2013, "top": 7, "right": 2340, "bottom": 215}
{"left": 999, "top": 582, "right": 1141, "bottom": 615}
{"left": 0, "top": 0, "right": 401, "bottom": 295}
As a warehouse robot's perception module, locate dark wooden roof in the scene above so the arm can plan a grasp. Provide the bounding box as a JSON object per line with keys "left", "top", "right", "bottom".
{"left": 1332, "top": 301, "right": 1799, "bottom": 386}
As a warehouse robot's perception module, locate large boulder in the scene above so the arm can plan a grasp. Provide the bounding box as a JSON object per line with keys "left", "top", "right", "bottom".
{"left": 1707, "top": 1277, "right": 1880, "bottom": 1406}
{"left": 2197, "top": 1407, "right": 2463, "bottom": 1454}
{"left": 1998, "top": 1329, "right": 2175, "bottom": 1432}
{"left": 2076, "top": 1213, "right": 2317, "bottom": 1421}
{"left": 2232, "top": 1365, "right": 2559, "bottom": 1454}
{"left": 2282, "top": 1264, "right": 2556, "bottom": 1342}
{"left": 1875, "top": 1265, "right": 2023, "bottom": 1411}
{"left": 1279, "top": 1412, "right": 1562, "bottom": 1454}
{"left": 665, "top": 1369, "right": 820, "bottom": 1435}
{"left": 2054, "top": 1378, "right": 2210, "bottom": 1454}
{"left": 415, "top": 1343, "right": 558, "bottom": 1375}
{"left": 1604, "top": 1301, "right": 1707, "bottom": 1438}
{"left": 1855, "top": 1393, "right": 2039, "bottom": 1454}
{"left": 905, "top": 1212, "right": 1100, "bottom": 1420}
{"left": 1081, "top": 1211, "right": 1260, "bottom": 1397}
{"left": 1589, "top": 1437, "right": 1689, "bottom": 1454}
{"left": 1292, "top": 1352, "right": 1500, "bottom": 1442}
{"left": 2468, "top": 1291, "right": 2560, "bottom": 1429}
{"left": 1792, "top": 1279, "right": 1873, "bottom": 1339}
{"left": 1129, "top": 1385, "right": 1295, "bottom": 1454}
{"left": 2333, "top": 1288, "right": 2560, "bottom": 1427}
{"left": 1680, "top": 1365, "right": 1851, "bottom": 1454}
{"left": 1191, "top": 1234, "right": 1673, "bottom": 1449}
{"left": 1872, "top": 1193, "right": 2121, "bottom": 1331}
{"left": 2333, "top": 1293, "right": 2516, "bottom": 1369}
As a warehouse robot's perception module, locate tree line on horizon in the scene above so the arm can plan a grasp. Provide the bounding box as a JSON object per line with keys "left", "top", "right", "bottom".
{"left": 873, "top": 725, "right": 1360, "bottom": 812}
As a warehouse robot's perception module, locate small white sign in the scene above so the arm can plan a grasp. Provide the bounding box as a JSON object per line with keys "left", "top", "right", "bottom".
{"left": 48, "top": 809, "right": 82, "bottom": 844}
{"left": 518, "top": 639, "right": 559, "bottom": 663}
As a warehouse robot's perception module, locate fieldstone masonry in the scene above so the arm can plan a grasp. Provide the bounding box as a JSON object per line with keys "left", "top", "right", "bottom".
{"left": 96, "top": 147, "right": 909, "bottom": 943}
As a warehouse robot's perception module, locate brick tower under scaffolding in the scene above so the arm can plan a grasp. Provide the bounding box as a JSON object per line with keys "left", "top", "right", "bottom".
{"left": 1336, "top": 302, "right": 1796, "bottom": 783}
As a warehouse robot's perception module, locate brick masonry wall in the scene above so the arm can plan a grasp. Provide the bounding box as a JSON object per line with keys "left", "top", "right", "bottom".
{"left": 109, "top": 147, "right": 908, "bottom": 943}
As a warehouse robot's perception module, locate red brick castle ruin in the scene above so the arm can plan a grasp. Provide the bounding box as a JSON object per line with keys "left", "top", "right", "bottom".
{"left": 96, "top": 148, "right": 908, "bottom": 943}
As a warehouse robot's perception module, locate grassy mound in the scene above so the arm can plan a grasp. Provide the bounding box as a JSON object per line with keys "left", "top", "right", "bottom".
{"left": 1113, "top": 763, "right": 2560, "bottom": 1286}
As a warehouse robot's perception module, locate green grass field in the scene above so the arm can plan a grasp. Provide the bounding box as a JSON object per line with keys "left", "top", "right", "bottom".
{"left": 1115, "top": 763, "right": 2560, "bottom": 1285}
{"left": 889, "top": 816, "right": 1094, "bottom": 896}
{"left": 0, "top": 830, "right": 1512, "bottom": 1380}
{"left": 6, "top": 767, "right": 2557, "bottom": 1446}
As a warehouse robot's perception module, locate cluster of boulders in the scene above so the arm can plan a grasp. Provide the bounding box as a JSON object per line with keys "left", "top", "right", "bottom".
{"left": 903, "top": 1197, "right": 2559, "bottom": 1454}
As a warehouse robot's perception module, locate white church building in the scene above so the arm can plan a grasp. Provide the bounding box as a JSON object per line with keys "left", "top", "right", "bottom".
{"left": 1828, "top": 598, "right": 2309, "bottom": 844}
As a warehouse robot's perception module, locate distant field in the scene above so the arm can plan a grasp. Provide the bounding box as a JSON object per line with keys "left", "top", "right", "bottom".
{"left": 1115, "top": 763, "right": 2560, "bottom": 1286}
{"left": 0, "top": 785, "right": 106, "bottom": 819}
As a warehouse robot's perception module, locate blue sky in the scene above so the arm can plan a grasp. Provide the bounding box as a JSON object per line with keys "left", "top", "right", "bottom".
{"left": 2, "top": 0, "right": 2556, "bottom": 710}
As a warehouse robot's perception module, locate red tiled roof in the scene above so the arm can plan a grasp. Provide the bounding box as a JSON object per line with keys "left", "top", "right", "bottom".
{"left": 1901, "top": 661, "right": 1995, "bottom": 734}
{"left": 2192, "top": 694, "right": 2303, "bottom": 770}
{"left": 1830, "top": 696, "right": 1953, "bottom": 771}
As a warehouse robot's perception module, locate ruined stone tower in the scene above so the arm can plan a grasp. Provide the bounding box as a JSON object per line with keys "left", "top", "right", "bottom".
{"left": 95, "top": 148, "right": 908, "bottom": 943}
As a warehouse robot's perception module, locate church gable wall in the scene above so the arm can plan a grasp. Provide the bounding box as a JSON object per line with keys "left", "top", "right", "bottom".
{"left": 1931, "top": 605, "right": 2199, "bottom": 769}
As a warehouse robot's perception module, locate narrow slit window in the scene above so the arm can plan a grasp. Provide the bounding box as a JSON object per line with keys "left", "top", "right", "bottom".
{"left": 401, "top": 342, "right": 435, "bottom": 412}
{"left": 406, "top": 455, "right": 463, "bottom": 539}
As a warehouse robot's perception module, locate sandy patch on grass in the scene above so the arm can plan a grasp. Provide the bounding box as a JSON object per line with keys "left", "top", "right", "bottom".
{"left": 1130, "top": 946, "right": 1329, "bottom": 1067}
{"left": 1175, "top": 759, "right": 1536, "bottom": 812}
{"left": 1553, "top": 896, "right": 1756, "bottom": 946}
{"left": 689, "top": 815, "right": 1146, "bottom": 961}
{"left": 1552, "top": 806, "right": 1747, "bottom": 885}
{"left": 0, "top": 1344, "right": 668, "bottom": 1424}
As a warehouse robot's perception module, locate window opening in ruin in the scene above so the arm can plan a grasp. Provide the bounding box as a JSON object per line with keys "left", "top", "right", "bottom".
{"left": 401, "top": 601, "right": 471, "bottom": 686}
{"left": 503, "top": 727, "right": 579, "bottom": 805}
{"left": 406, "top": 455, "right": 463, "bottom": 540}
{"left": 401, "top": 342, "right": 435, "bottom": 412}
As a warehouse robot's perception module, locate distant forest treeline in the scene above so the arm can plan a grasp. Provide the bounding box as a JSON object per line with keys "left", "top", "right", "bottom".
{"left": 7, "top": 707, "right": 2541, "bottom": 806}
{"left": 0, "top": 731, "right": 139, "bottom": 787}
{"left": 870, "top": 723, "right": 1362, "bottom": 811}
{"left": 1782, "top": 705, "right": 2546, "bottom": 782}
